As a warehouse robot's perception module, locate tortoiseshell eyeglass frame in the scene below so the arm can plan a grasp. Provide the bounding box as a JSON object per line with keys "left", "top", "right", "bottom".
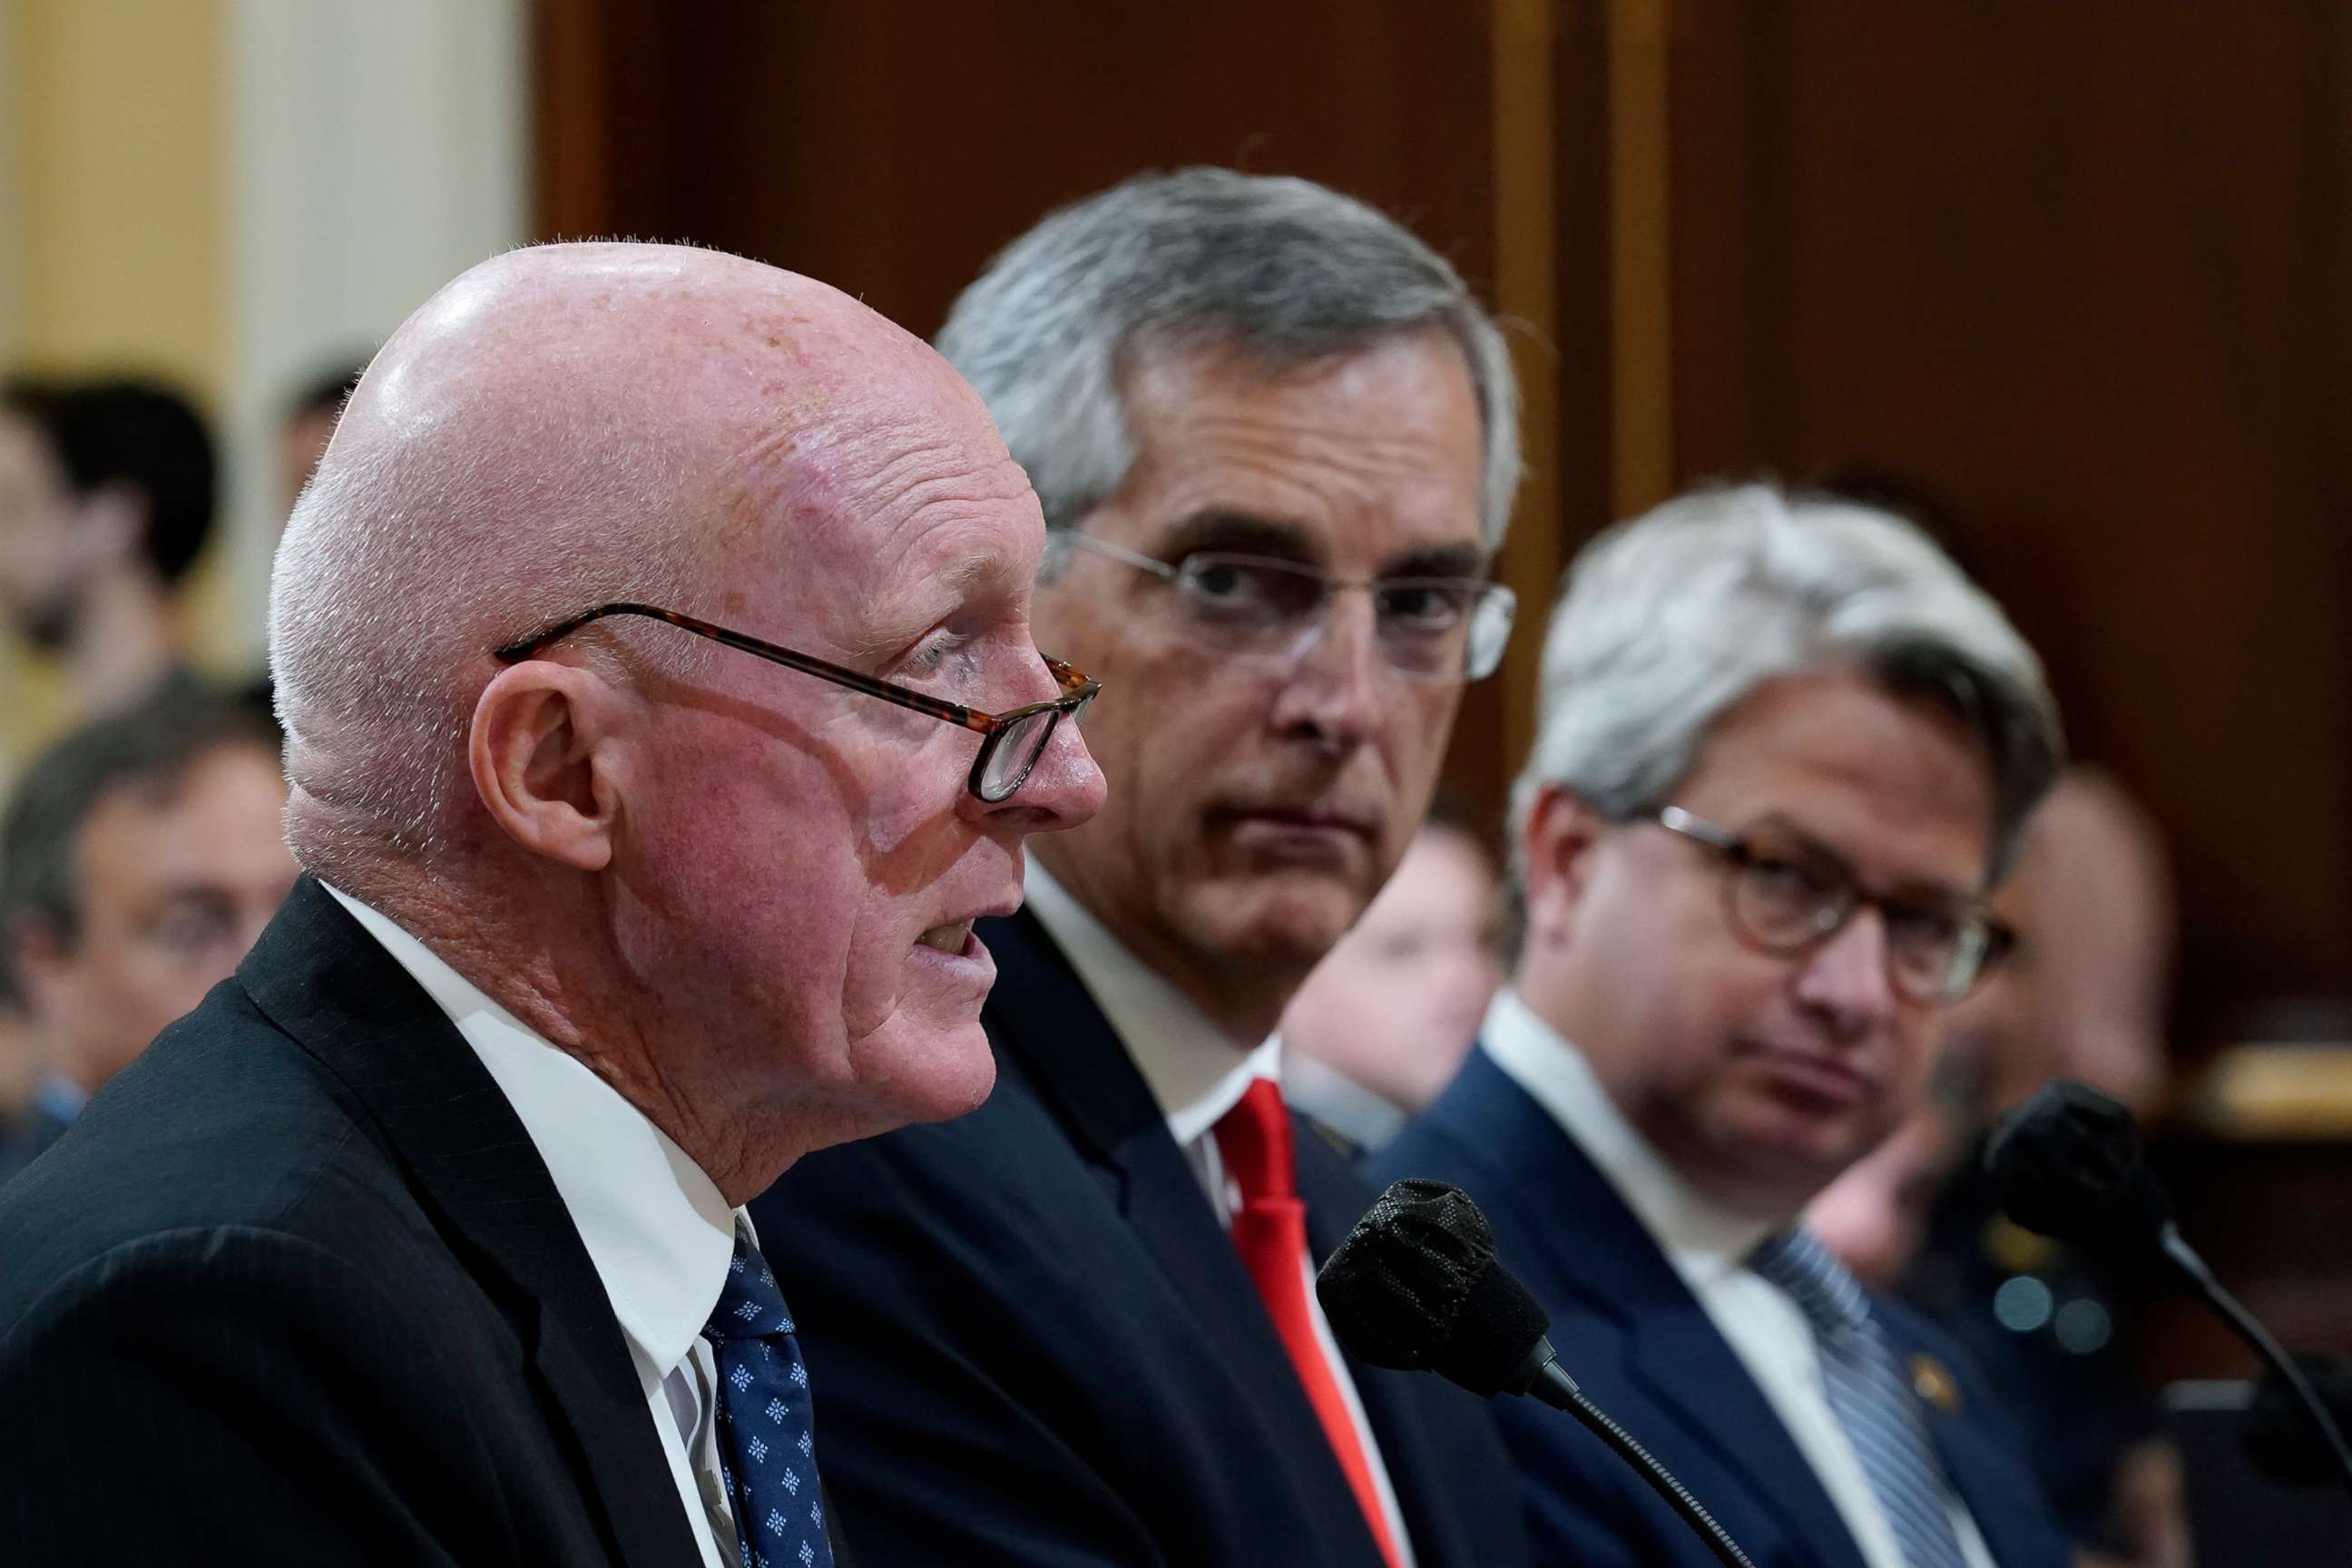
{"left": 493, "top": 602, "right": 1099, "bottom": 803}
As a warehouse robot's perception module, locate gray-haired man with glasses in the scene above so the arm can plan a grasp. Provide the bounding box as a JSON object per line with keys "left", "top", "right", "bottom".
{"left": 749, "top": 168, "right": 1531, "bottom": 1568}
{"left": 1374, "top": 484, "right": 2073, "bottom": 1568}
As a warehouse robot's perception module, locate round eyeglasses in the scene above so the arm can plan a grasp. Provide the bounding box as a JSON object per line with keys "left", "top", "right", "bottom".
{"left": 493, "top": 602, "right": 1099, "bottom": 804}
{"left": 1647, "top": 805, "right": 2013, "bottom": 1004}
{"left": 1052, "top": 533, "right": 1516, "bottom": 683}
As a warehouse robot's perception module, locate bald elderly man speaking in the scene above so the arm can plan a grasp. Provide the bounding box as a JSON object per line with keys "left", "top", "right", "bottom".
{"left": 0, "top": 244, "right": 1104, "bottom": 1565}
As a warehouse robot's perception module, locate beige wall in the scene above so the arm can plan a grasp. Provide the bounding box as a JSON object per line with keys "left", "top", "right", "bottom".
{"left": 0, "top": 0, "right": 525, "bottom": 780}
{"left": 0, "top": 0, "right": 230, "bottom": 774}
{"left": 12, "top": 0, "right": 227, "bottom": 382}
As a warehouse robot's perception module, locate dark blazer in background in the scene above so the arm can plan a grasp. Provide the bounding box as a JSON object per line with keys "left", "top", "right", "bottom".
{"left": 0, "top": 1094, "right": 71, "bottom": 1190}
{"left": 749, "top": 908, "right": 1531, "bottom": 1568}
{"left": 1373, "top": 1047, "right": 2073, "bottom": 1568}
{"left": 0, "top": 877, "right": 791, "bottom": 1567}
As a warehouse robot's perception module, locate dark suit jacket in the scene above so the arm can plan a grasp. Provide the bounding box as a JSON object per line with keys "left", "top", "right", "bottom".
{"left": 0, "top": 877, "right": 830, "bottom": 1567}
{"left": 0, "top": 1094, "right": 71, "bottom": 1189}
{"left": 747, "top": 909, "right": 1530, "bottom": 1568}
{"left": 1372, "top": 1046, "right": 2073, "bottom": 1568}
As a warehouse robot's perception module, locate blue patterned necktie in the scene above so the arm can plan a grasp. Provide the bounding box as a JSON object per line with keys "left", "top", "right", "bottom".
{"left": 1748, "top": 1228, "right": 1970, "bottom": 1568}
{"left": 701, "top": 1221, "right": 835, "bottom": 1568}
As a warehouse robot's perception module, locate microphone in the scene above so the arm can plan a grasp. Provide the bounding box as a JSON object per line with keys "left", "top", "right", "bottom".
{"left": 2245, "top": 1353, "right": 2352, "bottom": 1489}
{"left": 1984, "top": 1081, "right": 2352, "bottom": 1498}
{"left": 1318, "top": 1179, "right": 1759, "bottom": 1568}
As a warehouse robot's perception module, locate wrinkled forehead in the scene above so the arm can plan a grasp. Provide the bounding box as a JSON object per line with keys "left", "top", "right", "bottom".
{"left": 710, "top": 358, "right": 1044, "bottom": 636}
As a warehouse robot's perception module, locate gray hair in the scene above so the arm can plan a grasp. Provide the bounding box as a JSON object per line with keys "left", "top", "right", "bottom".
{"left": 268, "top": 399, "right": 706, "bottom": 887}
{"left": 1512, "top": 483, "right": 2063, "bottom": 877}
{"left": 936, "top": 167, "right": 1522, "bottom": 554}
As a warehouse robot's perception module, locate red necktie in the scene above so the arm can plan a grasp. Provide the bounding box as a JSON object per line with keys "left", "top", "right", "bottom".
{"left": 1214, "top": 1078, "right": 1404, "bottom": 1568}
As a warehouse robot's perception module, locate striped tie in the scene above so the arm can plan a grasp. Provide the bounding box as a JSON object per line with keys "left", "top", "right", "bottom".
{"left": 1749, "top": 1228, "right": 1969, "bottom": 1568}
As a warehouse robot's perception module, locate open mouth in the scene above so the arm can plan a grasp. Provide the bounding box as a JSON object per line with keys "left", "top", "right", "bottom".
{"left": 917, "top": 920, "right": 975, "bottom": 956}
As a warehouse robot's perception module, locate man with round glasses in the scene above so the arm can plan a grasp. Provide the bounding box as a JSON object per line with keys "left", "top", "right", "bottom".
{"left": 1374, "top": 484, "right": 2073, "bottom": 1568}
{"left": 748, "top": 168, "right": 1530, "bottom": 1566}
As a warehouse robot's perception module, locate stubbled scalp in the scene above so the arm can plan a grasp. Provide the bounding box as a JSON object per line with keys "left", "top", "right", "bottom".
{"left": 268, "top": 241, "right": 1011, "bottom": 897}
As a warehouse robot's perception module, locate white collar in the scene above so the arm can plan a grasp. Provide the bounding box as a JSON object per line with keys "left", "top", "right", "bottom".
{"left": 1478, "top": 987, "right": 1776, "bottom": 1285}
{"left": 1020, "top": 860, "right": 1278, "bottom": 1145}
{"left": 322, "top": 883, "right": 740, "bottom": 1383}
{"left": 1278, "top": 1046, "right": 1408, "bottom": 1153}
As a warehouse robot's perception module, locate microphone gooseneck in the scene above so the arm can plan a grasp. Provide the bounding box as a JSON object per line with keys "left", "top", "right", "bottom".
{"left": 1985, "top": 1082, "right": 2352, "bottom": 1499}
{"left": 1319, "top": 1179, "right": 1759, "bottom": 1568}
{"left": 2245, "top": 1353, "right": 2352, "bottom": 1488}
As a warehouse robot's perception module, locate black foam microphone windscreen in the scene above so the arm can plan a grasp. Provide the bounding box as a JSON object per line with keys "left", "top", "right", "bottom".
{"left": 1983, "top": 1079, "right": 2172, "bottom": 1249}
{"left": 1316, "top": 1177, "right": 1553, "bottom": 1397}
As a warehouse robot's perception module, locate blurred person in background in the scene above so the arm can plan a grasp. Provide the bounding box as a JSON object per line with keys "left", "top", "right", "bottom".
{"left": 0, "top": 1002, "right": 39, "bottom": 1167}
{"left": 0, "top": 693, "right": 294, "bottom": 1185}
{"left": 1377, "top": 485, "right": 2071, "bottom": 1568}
{"left": 276, "top": 358, "right": 368, "bottom": 517}
{"left": 237, "top": 357, "right": 370, "bottom": 718}
{"left": 0, "top": 376, "right": 220, "bottom": 717}
{"left": 750, "top": 168, "right": 1532, "bottom": 1568}
{"left": 1810, "top": 767, "right": 2187, "bottom": 1568}
{"left": 1280, "top": 802, "right": 1504, "bottom": 1154}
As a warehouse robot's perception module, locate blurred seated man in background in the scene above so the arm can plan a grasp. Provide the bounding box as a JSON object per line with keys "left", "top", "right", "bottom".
{"left": 0, "top": 692, "right": 293, "bottom": 1185}
{"left": 276, "top": 358, "right": 368, "bottom": 517}
{"left": 750, "top": 168, "right": 1532, "bottom": 1568}
{"left": 0, "top": 376, "right": 220, "bottom": 716}
{"left": 0, "top": 240, "right": 1103, "bottom": 1563}
{"left": 1810, "top": 767, "right": 2187, "bottom": 1568}
{"left": 1280, "top": 803, "right": 1504, "bottom": 1154}
{"left": 1377, "top": 485, "right": 2072, "bottom": 1568}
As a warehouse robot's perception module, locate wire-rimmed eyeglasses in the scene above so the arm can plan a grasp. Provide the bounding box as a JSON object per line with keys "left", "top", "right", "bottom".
{"left": 492, "top": 602, "right": 1099, "bottom": 804}
{"left": 1646, "top": 805, "right": 2014, "bottom": 1004}
{"left": 1050, "top": 533, "right": 1516, "bottom": 683}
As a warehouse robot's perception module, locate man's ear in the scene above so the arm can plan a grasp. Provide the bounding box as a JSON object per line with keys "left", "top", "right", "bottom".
{"left": 1517, "top": 783, "right": 1607, "bottom": 952}
{"left": 10, "top": 915, "right": 73, "bottom": 1024}
{"left": 468, "top": 663, "right": 627, "bottom": 872}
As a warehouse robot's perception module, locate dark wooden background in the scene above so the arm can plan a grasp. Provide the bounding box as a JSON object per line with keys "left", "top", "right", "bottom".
{"left": 534, "top": 0, "right": 2352, "bottom": 1096}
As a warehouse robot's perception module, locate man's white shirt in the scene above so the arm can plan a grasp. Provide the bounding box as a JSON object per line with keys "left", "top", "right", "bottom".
{"left": 1023, "top": 863, "right": 1417, "bottom": 1566}
{"left": 1479, "top": 986, "right": 1996, "bottom": 1568}
{"left": 326, "top": 885, "right": 742, "bottom": 1568}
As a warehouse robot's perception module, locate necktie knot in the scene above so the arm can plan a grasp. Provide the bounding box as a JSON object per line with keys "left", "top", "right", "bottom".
{"left": 705, "top": 1225, "right": 796, "bottom": 1341}
{"left": 1749, "top": 1226, "right": 1870, "bottom": 1338}
{"left": 1215, "top": 1076, "right": 1297, "bottom": 1204}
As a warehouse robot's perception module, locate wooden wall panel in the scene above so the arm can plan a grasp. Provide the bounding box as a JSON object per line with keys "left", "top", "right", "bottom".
{"left": 532, "top": 0, "right": 1611, "bottom": 838}
{"left": 1662, "top": 0, "right": 2352, "bottom": 1045}
{"left": 534, "top": 1, "right": 2352, "bottom": 1046}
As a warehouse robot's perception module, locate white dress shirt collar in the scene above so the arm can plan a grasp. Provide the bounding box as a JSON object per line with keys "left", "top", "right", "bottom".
{"left": 1478, "top": 986, "right": 1777, "bottom": 1286}
{"left": 322, "top": 883, "right": 740, "bottom": 1382}
{"left": 1278, "top": 1047, "right": 1408, "bottom": 1153}
{"left": 1020, "top": 860, "right": 1279, "bottom": 1138}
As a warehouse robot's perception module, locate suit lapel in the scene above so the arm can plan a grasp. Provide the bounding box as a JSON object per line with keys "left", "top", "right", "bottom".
{"left": 237, "top": 877, "right": 704, "bottom": 1568}
{"left": 1435, "top": 1052, "right": 1872, "bottom": 1568}
{"left": 977, "top": 909, "right": 1392, "bottom": 1559}
{"left": 979, "top": 910, "right": 1271, "bottom": 1346}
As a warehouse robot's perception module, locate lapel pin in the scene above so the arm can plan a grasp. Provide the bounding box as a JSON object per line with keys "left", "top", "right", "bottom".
{"left": 1909, "top": 1353, "right": 1962, "bottom": 1415}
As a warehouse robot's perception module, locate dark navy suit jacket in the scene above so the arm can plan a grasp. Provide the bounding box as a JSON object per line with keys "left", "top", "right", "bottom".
{"left": 1373, "top": 1045, "right": 2073, "bottom": 1568}
{"left": 0, "top": 877, "right": 802, "bottom": 1565}
{"left": 747, "top": 909, "right": 1531, "bottom": 1568}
